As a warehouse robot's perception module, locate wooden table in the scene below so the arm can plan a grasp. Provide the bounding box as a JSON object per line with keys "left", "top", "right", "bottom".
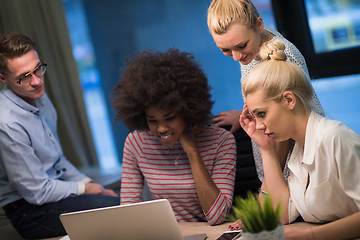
{"left": 46, "top": 221, "right": 323, "bottom": 240}
{"left": 188, "top": 222, "right": 360, "bottom": 240}
{"left": 180, "top": 222, "right": 229, "bottom": 240}
{"left": 180, "top": 221, "right": 319, "bottom": 240}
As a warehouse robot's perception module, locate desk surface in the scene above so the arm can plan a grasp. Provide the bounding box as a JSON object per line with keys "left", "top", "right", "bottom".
{"left": 46, "top": 221, "right": 318, "bottom": 240}
{"left": 180, "top": 221, "right": 318, "bottom": 240}
{"left": 180, "top": 222, "right": 228, "bottom": 239}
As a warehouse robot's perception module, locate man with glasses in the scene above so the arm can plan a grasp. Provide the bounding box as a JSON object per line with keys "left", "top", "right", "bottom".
{"left": 0, "top": 32, "right": 120, "bottom": 239}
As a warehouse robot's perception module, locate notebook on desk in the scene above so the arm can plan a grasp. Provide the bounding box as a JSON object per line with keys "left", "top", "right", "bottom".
{"left": 59, "top": 198, "right": 207, "bottom": 240}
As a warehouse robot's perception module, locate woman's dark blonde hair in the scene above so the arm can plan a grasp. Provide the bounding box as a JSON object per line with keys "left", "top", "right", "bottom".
{"left": 243, "top": 39, "right": 313, "bottom": 111}
{"left": 207, "top": 0, "right": 259, "bottom": 35}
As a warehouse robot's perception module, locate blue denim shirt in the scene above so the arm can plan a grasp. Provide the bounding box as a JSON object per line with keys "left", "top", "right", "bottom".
{"left": 0, "top": 87, "right": 90, "bottom": 207}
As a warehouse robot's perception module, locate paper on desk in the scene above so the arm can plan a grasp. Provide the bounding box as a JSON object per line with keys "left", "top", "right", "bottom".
{"left": 59, "top": 235, "right": 70, "bottom": 240}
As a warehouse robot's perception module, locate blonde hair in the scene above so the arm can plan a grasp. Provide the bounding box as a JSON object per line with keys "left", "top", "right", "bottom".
{"left": 207, "top": 0, "right": 259, "bottom": 35}
{"left": 243, "top": 39, "right": 313, "bottom": 111}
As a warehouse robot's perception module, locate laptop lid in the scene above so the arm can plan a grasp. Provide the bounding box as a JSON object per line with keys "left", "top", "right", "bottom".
{"left": 60, "top": 199, "right": 184, "bottom": 240}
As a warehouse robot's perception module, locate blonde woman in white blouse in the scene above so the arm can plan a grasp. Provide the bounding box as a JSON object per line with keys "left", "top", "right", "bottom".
{"left": 207, "top": 0, "right": 324, "bottom": 185}
{"left": 239, "top": 39, "right": 360, "bottom": 240}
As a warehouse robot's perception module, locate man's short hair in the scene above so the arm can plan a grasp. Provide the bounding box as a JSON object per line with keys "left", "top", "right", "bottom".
{"left": 0, "top": 32, "right": 36, "bottom": 75}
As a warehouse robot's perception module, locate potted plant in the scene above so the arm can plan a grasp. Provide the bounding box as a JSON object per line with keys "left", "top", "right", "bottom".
{"left": 227, "top": 191, "right": 285, "bottom": 240}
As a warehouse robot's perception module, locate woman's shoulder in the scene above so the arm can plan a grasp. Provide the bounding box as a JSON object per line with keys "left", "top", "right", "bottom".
{"left": 266, "top": 27, "right": 310, "bottom": 76}
{"left": 126, "top": 130, "right": 156, "bottom": 143}
{"left": 311, "top": 112, "right": 360, "bottom": 145}
{"left": 267, "top": 27, "right": 304, "bottom": 56}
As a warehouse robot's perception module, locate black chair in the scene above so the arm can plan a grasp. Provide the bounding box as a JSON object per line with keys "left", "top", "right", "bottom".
{"left": 221, "top": 125, "right": 261, "bottom": 200}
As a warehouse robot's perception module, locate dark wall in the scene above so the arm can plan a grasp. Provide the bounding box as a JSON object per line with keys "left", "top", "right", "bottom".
{"left": 82, "top": 0, "right": 242, "bottom": 161}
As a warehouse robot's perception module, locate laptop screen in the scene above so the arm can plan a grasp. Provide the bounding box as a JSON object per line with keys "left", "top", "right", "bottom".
{"left": 60, "top": 199, "right": 183, "bottom": 240}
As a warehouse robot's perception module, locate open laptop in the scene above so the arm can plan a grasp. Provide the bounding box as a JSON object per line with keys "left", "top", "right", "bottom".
{"left": 60, "top": 199, "right": 207, "bottom": 240}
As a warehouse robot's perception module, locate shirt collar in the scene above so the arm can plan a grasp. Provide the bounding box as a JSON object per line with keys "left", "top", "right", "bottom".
{"left": 2, "top": 85, "right": 40, "bottom": 115}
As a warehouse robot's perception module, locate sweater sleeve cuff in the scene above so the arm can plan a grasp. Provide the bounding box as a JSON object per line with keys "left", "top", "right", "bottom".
{"left": 77, "top": 182, "right": 86, "bottom": 195}
{"left": 204, "top": 193, "right": 228, "bottom": 225}
{"left": 77, "top": 177, "right": 92, "bottom": 195}
{"left": 81, "top": 177, "right": 92, "bottom": 183}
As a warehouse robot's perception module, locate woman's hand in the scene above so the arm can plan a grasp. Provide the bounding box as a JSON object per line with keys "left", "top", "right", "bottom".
{"left": 179, "top": 125, "right": 198, "bottom": 154}
{"left": 228, "top": 219, "right": 243, "bottom": 231}
{"left": 239, "top": 105, "right": 275, "bottom": 151}
{"left": 239, "top": 105, "right": 256, "bottom": 136}
{"left": 179, "top": 125, "right": 220, "bottom": 215}
{"left": 212, "top": 110, "right": 242, "bottom": 133}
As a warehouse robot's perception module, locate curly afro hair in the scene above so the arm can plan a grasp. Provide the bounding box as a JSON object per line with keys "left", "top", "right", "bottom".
{"left": 112, "top": 48, "right": 214, "bottom": 131}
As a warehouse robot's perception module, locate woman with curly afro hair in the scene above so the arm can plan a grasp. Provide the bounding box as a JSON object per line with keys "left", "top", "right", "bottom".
{"left": 112, "top": 48, "right": 236, "bottom": 225}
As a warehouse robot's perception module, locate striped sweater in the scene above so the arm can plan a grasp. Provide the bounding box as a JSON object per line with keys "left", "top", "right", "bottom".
{"left": 120, "top": 125, "right": 237, "bottom": 225}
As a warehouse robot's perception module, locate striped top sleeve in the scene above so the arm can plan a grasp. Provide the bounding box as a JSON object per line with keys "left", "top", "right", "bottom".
{"left": 120, "top": 125, "right": 237, "bottom": 225}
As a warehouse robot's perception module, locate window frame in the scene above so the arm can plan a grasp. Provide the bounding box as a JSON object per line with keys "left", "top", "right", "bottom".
{"left": 271, "top": 0, "right": 360, "bottom": 79}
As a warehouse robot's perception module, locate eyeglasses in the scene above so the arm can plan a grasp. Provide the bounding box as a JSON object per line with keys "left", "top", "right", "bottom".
{"left": 16, "top": 63, "right": 47, "bottom": 86}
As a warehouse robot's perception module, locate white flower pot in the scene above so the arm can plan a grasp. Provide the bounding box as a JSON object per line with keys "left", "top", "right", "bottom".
{"left": 239, "top": 224, "right": 285, "bottom": 240}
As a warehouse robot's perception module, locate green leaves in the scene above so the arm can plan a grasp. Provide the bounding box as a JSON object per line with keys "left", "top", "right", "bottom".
{"left": 227, "top": 192, "right": 282, "bottom": 233}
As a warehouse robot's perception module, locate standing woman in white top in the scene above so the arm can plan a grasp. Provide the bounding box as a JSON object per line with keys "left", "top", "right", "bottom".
{"left": 239, "top": 39, "right": 360, "bottom": 240}
{"left": 207, "top": 0, "right": 324, "bottom": 183}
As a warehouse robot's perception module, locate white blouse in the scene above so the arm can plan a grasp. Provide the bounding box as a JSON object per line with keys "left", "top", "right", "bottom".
{"left": 288, "top": 111, "right": 360, "bottom": 223}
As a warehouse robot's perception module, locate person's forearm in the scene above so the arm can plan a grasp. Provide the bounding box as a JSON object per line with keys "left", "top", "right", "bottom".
{"left": 312, "top": 212, "right": 360, "bottom": 240}
{"left": 276, "top": 140, "right": 291, "bottom": 171}
{"left": 119, "top": 175, "right": 143, "bottom": 204}
{"left": 24, "top": 179, "right": 79, "bottom": 205}
{"left": 188, "top": 149, "right": 220, "bottom": 212}
{"left": 260, "top": 148, "right": 290, "bottom": 223}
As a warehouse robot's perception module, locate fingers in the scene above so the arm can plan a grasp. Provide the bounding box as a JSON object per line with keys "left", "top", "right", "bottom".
{"left": 240, "top": 105, "right": 254, "bottom": 124}
{"left": 229, "top": 121, "right": 241, "bottom": 133}
{"left": 242, "top": 104, "right": 249, "bottom": 116}
{"left": 240, "top": 114, "right": 251, "bottom": 126}
{"left": 212, "top": 115, "right": 222, "bottom": 122}
{"left": 85, "top": 182, "right": 105, "bottom": 195}
{"left": 103, "top": 189, "right": 119, "bottom": 197}
{"left": 228, "top": 220, "right": 242, "bottom": 230}
{"left": 213, "top": 110, "right": 241, "bottom": 129}
{"left": 239, "top": 109, "right": 249, "bottom": 128}
{"left": 85, "top": 183, "right": 119, "bottom": 197}
{"left": 212, "top": 112, "right": 228, "bottom": 123}
{"left": 212, "top": 116, "right": 227, "bottom": 126}
{"left": 217, "top": 111, "right": 229, "bottom": 116}
{"left": 243, "top": 105, "right": 254, "bottom": 119}
{"left": 239, "top": 105, "right": 257, "bottom": 136}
